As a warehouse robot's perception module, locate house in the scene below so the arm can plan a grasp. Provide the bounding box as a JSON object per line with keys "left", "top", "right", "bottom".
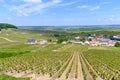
{"left": 99, "top": 41, "right": 108, "bottom": 46}
{"left": 88, "top": 36, "right": 94, "bottom": 40}
{"left": 110, "top": 35, "right": 120, "bottom": 41}
{"left": 90, "top": 40, "right": 97, "bottom": 46}
{"left": 62, "top": 41, "right": 67, "bottom": 44}
{"left": 75, "top": 36, "right": 80, "bottom": 39}
{"left": 75, "top": 36, "right": 87, "bottom": 40}
{"left": 27, "top": 39, "right": 36, "bottom": 44}
{"left": 90, "top": 34, "right": 96, "bottom": 37}
{"left": 37, "top": 40, "right": 48, "bottom": 44}
{"left": 84, "top": 41, "right": 90, "bottom": 44}
{"left": 96, "top": 37, "right": 109, "bottom": 46}
{"left": 108, "top": 40, "right": 116, "bottom": 46}
{"left": 70, "top": 40, "right": 84, "bottom": 45}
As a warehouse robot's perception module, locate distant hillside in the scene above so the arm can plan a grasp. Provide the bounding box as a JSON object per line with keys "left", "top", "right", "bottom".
{"left": 0, "top": 23, "right": 17, "bottom": 29}
{"left": 19, "top": 26, "right": 57, "bottom": 30}
{"left": 18, "top": 25, "right": 120, "bottom": 30}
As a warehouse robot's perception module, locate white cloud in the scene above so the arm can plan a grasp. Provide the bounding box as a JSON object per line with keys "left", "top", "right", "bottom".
{"left": 108, "top": 15, "right": 116, "bottom": 17}
{"left": 6, "top": 17, "right": 11, "bottom": 20}
{"left": 102, "top": 2, "right": 111, "bottom": 5}
{"left": 90, "top": 6, "right": 100, "bottom": 11}
{"left": 105, "top": 18, "right": 120, "bottom": 23}
{"left": 52, "top": 0, "right": 62, "bottom": 4}
{"left": 22, "top": 0, "right": 42, "bottom": 3}
{"left": 60, "top": 1, "right": 77, "bottom": 6}
{"left": 114, "top": 8, "right": 120, "bottom": 10}
{"left": 105, "top": 16, "right": 119, "bottom": 22}
{"left": 108, "top": 17, "right": 113, "bottom": 21}
{"left": 7, "top": 0, "right": 62, "bottom": 16}
{"left": 0, "top": 0, "right": 4, "bottom": 2}
{"left": 77, "top": 5, "right": 88, "bottom": 9}
{"left": 77, "top": 5, "right": 100, "bottom": 11}
{"left": 11, "top": 0, "right": 42, "bottom": 3}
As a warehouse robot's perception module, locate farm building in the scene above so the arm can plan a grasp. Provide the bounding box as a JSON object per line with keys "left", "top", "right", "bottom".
{"left": 62, "top": 41, "right": 67, "bottom": 44}
{"left": 110, "top": 35, "right": 120, "bottom": 41}
{"left": 108, "top": 40, "right": 116, "bottom": 46}
{"left": 37, "top": 40, "right": 48, "bottom": 44}
{"left": 27, "top": 39, "right": 36, "bottom": 44}
{"left": 90, "top": 39, "right": 116, "bottom": 46}
{"left": 84, "top": 41, "right": 90, "bottom": 44}
{"left": 70, "top": 40, "right": 84, "bottom": 45}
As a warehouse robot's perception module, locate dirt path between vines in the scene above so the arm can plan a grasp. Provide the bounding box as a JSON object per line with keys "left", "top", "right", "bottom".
{"left": 80, "top": 54, "right": 94, "bottom": 80}
{"left": 58, "top": 53, "right": 75, "bottom": 80}
{"left": 5, "top": 72, "right": 51, "bottom": 80}
{"left": 81, "top": 54, "right": 103, "bottom": 80}
{"left": 51, "top": 54, "right": 73, "bottom": 80}
{"left": 77, "top": 53, "right": 84, "bottom": 80}
{"left": 67, "top": 53, "right": 76, "bottom": 80}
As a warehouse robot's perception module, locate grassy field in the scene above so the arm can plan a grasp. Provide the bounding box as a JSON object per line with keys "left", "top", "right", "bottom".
{"left": 66, "top": 27, "right": 120, "bottom": 37}
{"left": 0, "top": 74, "right": 30, "bottom": 80}
{"left": 0, "top": 28, "right": 120, "bottom": 80}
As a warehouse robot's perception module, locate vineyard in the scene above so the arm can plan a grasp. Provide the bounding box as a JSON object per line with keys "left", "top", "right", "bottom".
{"left": 0, "top": 29, "right": 120, "bottom": 80}
{"left": 0, "top": 42, "right": 87, "bottom": 80}
{"left": 83, "top": 46, "right": 120, "bottom": 80}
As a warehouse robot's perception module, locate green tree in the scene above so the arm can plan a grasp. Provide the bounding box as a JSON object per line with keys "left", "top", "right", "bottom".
{"left": 80, "top": 38, "right": 85, "bottom": 42}
{"left": 57, "top": 37, "right": 69, "bottom": 44}
{"left": 0, "top": 23, "right": 17, "bottom": 29}
{"left": 57, "top": 38, "right": 63, "bottom": 44}
{"left": 88, "top": 38, "right": 92, "bottom": 41}
{"left": 48, "top": 39, "right": 52, "bottom": 42}
{"left": 115, "top": 42, "right": 120, "bottom": 47}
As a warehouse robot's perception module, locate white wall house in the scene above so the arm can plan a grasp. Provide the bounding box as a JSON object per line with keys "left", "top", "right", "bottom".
{"left": 37, "top": 40, "right": 48, "bottom": 44}
{"left": 62, "top": 41, "right": 67, "bottom": 44}
{"left": 70, "top": 40, "right": 84, "bottom": 45}
{"left": 84, "top": 41, "right": 90, "bottom": 44}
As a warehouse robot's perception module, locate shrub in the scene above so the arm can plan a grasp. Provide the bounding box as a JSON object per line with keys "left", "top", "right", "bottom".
{"left": 115, "top": 42, "right": 120, "bottom": 47}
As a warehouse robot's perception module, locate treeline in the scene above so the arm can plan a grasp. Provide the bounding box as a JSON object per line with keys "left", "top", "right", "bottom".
{"left": 0, "top": 23, "right": 17, "bottom": 29}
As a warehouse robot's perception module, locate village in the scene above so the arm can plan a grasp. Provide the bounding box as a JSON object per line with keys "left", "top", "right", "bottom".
{"left": 27, "top": 33, "right": 120, "bottom": 47}
{"left": 0, "top": 28, "right": 119, "bottom": 47}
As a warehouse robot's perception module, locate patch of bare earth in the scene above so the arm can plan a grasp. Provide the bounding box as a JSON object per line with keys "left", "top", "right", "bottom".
{"left": 5, "top": 71, "right": 26, "bottom": 78}
{"left": 77, "top": 53, "right": 84, "bottom": 80}
{"left": 5, "top": 71, "right": 51, "bottom": 80}
{"left": 31, "top": 74, "right": 51, "bottom": 80}
{"left": 57, "top": 53, "right": 75, "bottom": 80}
{"left": 67, "top": 53, "right": 76, "bottom": 80}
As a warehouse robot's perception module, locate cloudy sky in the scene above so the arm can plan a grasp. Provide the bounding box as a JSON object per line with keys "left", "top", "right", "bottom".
{"left": 0, "top": 0, "right": 120, "bottom": 26}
